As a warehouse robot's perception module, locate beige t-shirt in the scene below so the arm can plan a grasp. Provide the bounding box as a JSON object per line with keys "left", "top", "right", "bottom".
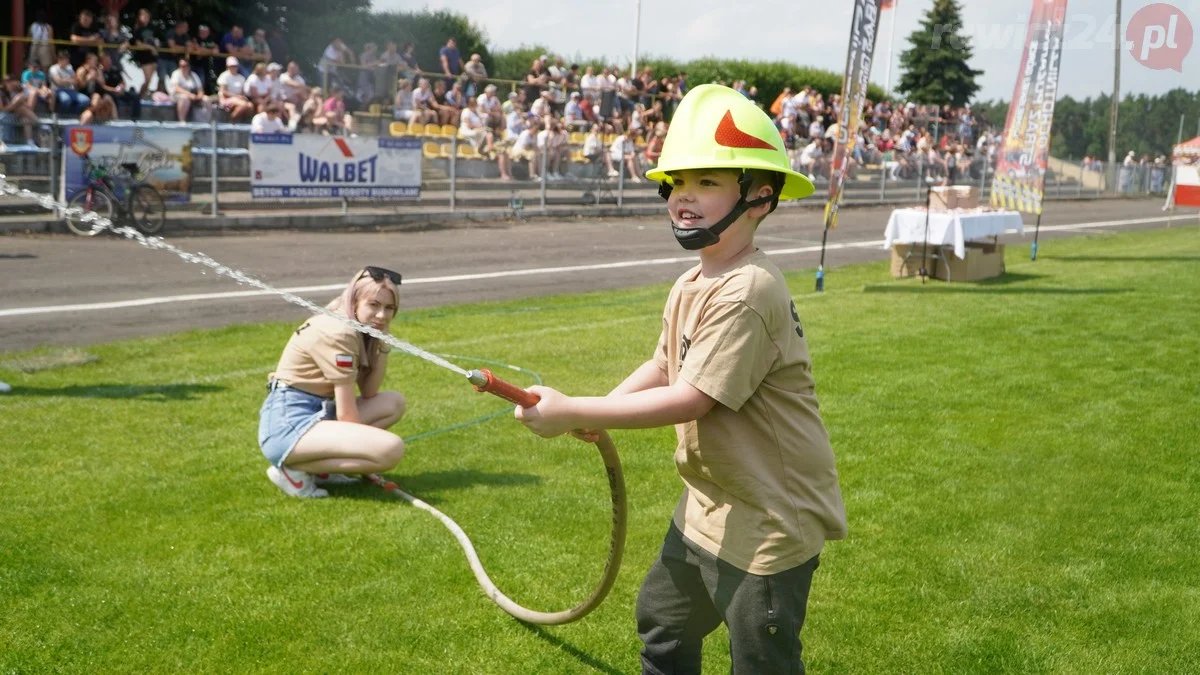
{"left": 653, "top": 250, "right": 848, "bottom": 575}
{"left": 273, "top": 313, "right": 364, "bottom": 398}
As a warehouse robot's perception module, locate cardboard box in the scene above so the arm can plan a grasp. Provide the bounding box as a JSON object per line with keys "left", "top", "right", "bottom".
{"left": 891, "top": 242, "right": 1005, "bottom": 281}
{"left": 890, "top": 243, "right": 930, "bottom": 278}
{"left": 932, "top": 241, "right": 1005, "bottom": 281}
{"left": 929, "top": 185, "right": 980, "bottom": 210}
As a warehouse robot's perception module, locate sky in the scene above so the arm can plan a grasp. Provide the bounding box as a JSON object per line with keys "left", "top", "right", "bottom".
{"left": 374, "top": 0, "right": 1200, "bottom": 101}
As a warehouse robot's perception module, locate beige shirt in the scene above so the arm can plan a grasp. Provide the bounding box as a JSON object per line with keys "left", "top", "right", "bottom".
{"left": 273, "top": 313, "right": 364, "bottom": 398}
{"left": 653, "top": 250, "right": 847, "bottom": 574}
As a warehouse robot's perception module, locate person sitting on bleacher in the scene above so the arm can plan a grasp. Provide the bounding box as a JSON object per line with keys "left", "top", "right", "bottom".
{"left": 0, "top": 76, "right": 38, "bottom": 145}
{"left": 529, "top": 89, "right": 553, "bottom": 119}
{"left": 169, "top": 58, "right": 211, "bottom": 122}
{"left": 322, "top": 86, "right": 354, "bottom": 136}
{"left": 392, "top": 79, "right": 418, "bottom": 124}
{"left": 48, "top": 51, "right": 91, "bottom": 116}
{"left": 217, "top": 56, "right": 255, "bottom": 122}
{"left": 509, "top": 120, "right": 540, "bottom": 181}
{"left": 536, "top": 118, "right": 569, "bottom": 181}
{"left": 458, "top": 96, "right": 491, "bottom": 155}
{"left": 244, "top": 62, "right": 274, "bottom": 114}
{"left": 608, "top": 128, "right": 641, "bottom": 182}
{"left": 429, "top": 80, "right": 460, "bottom": 127}
{"left": 563, "top": 92, "right": 589, "bottom": 131}
{"left": 20, "top": 60, "right": 54, "bottom": 114}
{"left": 411, "top": 78, "right": 439, "bottom": 126}
{"left": 251, "top": 104, "right": 288, "bottom": 134}
{"left": 584, "top": 124, "right": 617, "bottom": 177}
{"left": 76, "top": 53, "right": 115, "bottom": 123}
{"left": 99, "top": 52, "right": 141, "bottom": 121}
{"left": 477, "top": 84, "right": 503, "bottom": 130}
{"left": 296, "top": 87, "right": 328, "bottom": 134}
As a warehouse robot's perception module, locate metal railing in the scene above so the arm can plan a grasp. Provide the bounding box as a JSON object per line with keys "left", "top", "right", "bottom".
{"left": 2, "top": 116, "right": 1168, "bottom": 234}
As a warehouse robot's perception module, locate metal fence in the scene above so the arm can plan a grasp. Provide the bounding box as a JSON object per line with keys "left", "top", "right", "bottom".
{"left": 0, "top": 117, "right": 1173, "bottom": 230}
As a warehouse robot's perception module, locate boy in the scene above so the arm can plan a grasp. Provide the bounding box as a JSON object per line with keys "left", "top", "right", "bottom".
{"left": 515, "top": 84, "right": 847, "bottom": 674}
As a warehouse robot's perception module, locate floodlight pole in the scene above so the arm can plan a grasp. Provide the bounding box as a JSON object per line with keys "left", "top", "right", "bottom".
{"left": 631, "top": 0, "right": 642, "bottom": 79}
{"left": 1107, "top": 0, "right": 1121, "bottom": 193}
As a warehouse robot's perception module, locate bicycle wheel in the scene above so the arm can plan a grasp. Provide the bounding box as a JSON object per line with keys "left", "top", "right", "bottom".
{"left": 64, "top": 188, "right": 115, "bottom": 237}
{"left": 127, "top": 184, "right": 166, "bottom": 235}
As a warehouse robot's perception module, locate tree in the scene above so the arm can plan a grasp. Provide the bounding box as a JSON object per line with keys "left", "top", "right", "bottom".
{"left": 897, "top": 0, "right": 982, "bottom": 107}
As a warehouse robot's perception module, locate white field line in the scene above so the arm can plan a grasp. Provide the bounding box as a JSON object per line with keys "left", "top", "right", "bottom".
{"left": 0, "top": 214, "right": 1177, "bottom": 320}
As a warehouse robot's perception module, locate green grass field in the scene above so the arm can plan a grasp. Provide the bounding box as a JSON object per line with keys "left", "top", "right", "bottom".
{"left": 3, "top": 227, "right": 1199, "bottom": 673}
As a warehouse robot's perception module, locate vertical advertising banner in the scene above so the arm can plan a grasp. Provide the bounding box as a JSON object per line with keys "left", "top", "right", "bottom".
{"left": 61, "top": 126, "right": 194, "bottom": 202}
{"left": 825, "top": 0, "right": 884, "bottom": 230}
{"left": 991, "top": 0, "right": 1070, "bottom": 214}
{"left": 250, "top": 135, "right": 422, "bottom": 199}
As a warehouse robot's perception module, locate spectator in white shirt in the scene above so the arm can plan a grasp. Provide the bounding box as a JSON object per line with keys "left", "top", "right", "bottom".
{"left": 278, "top": 61, "right": 308, "bottom": 106}
{"left": 529, "top": 89, "right": 553, "bottom": 119}
{"left": 583, "top": 123, "right": 617, "bottom": 176}
{"left": 251, "top": 103, "right": 288, "bottom": 133}
{"left": 168, "top": 59, "right": 211, "bottom": 122}
{"left": 244, "top": 62, "right": 273, "bottom": 113}
{"left": 608, "top": 129, "right": 640, "bottom": 181}
{"left": 508, "top": 121, "right": 540, "bottom": 181}
{"left": 477, "top": 83, "right": 503, "bottom": 130}
{"left": 580, "top": 66, "right": 601, "bottom": 101}
{"left": 458, "top": 96, "right": 489, "bottom": 152}
{"left": 411, "top": 78, "right": 439, "bottom": 125}
{"left": 797, "top": 138, "right": 824, "bottom": 175}
{"left": 217, "top": 55, "right": 254, "bottom": 121}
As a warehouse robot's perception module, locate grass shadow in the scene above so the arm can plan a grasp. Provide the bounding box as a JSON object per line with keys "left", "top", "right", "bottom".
{"left": 0, "top": 253, "right": 37, "bottom": 259}
{"left": 337, "top": 469, "right": 543, "bottom": 505}
{"left": 1043, "top": 255, "right": 1200, "bottom": 263}
{"left": 7, "top": 383, "right": 224, "bottom": 400}
{"left": 519, "top": 623, "right": 626, "bottom": 675}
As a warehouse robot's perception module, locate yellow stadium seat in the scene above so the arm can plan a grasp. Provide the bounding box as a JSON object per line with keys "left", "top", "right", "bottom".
{"left": 571, "top": 150, "right": 587, "bottom": 163}
{"left": 390, "top": 121, "right": 408, "bottom": 136}
{"left": 422, "top": 123, "right": 442, "bottom": 137}
{"left": 603, "top": 134, "right": 616, "bottom": 145}
{"left": 457, "top": 144, "right": 480, "bottom": 159}
{"left": 569, "top": 132, "right": 586, "bottom": 145}
{"left": 368, "top": 103, "right": 382, "bottom": 115}
{"left": 439, "top": 144, "right": 453, "bottom": 159}
{"left": 422, "top": 142, "right": 441, "bottom": 159}
{"left": 441, "top": 124, "right": 457, "bottom": 138}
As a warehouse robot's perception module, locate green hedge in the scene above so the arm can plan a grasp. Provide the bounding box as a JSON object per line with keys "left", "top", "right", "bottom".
{"left": 491, "top": 51, "right": 889, "bottom": 109}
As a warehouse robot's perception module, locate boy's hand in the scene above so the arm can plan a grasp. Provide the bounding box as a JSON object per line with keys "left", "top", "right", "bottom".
{"left": 514, "top": 385, "right": 577, "bottom": 438}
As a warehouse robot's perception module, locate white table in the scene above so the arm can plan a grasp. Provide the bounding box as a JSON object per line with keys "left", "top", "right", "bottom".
{"left": 883, "top": 209, "right": 1025, "bottom": 259}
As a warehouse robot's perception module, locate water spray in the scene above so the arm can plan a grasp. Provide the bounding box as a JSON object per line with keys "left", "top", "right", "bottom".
{"left": 0, "top": 173, "right": 627, "bottom": 625}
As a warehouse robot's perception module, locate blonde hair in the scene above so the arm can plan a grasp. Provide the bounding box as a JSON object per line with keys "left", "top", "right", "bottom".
{"left": 325, "top": 268, "right": 400, "bottom": 371}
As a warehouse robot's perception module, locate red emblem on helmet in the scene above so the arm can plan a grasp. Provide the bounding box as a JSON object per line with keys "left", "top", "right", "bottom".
{"left": 714, "top": 110, "right": 774, "bottom": 150}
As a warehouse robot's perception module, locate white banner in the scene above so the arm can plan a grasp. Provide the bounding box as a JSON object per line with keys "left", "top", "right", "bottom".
{"left": 250, "top": 134, "right": 422, "bottom": 199}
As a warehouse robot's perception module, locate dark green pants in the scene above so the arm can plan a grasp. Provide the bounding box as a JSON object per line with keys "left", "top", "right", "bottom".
{"left": 636, "top": 523, "right": 819, "bottom": 675}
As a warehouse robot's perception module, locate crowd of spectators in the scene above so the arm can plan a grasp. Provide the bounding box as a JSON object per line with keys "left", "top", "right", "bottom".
{"left": 7, "top": 15, "right": 1002, "bottom": 188}
{"left": 9, "top": 6, "right": 299, "bottom": 138}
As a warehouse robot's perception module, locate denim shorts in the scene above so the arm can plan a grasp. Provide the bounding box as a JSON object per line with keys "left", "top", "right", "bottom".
{"left": 258, "top": 382, "right": 337, "bottom": 467}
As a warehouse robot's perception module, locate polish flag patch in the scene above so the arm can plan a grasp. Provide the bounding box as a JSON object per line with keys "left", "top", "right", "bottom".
{"left": 335, "top": 354, "right": 354, "bottom": 369}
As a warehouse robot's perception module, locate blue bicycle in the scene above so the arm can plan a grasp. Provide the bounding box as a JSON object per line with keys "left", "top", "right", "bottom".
{"left": 64, "top": 155, "right": 166, "bottom": 237}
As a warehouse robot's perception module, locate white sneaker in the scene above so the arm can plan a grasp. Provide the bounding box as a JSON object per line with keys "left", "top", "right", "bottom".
{"left": 267, "top": 466, "right": 329, "bottom": 498}
{"left": 315, "top": 473, "right": 360, "bottom": 486}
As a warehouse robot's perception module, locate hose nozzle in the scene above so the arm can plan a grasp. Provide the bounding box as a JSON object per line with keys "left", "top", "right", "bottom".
{"left": 466, "top": 368, "right": 540, "bottom": 408}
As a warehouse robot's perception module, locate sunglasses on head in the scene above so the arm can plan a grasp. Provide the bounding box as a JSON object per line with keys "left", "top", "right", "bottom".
{"left": 360, "top": 265, "right": 402, "bottom": 285}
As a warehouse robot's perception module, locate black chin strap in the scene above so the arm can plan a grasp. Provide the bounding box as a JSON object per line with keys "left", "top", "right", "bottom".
{"left": 660, "top": 172, "right": 783, "bottom": 250}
